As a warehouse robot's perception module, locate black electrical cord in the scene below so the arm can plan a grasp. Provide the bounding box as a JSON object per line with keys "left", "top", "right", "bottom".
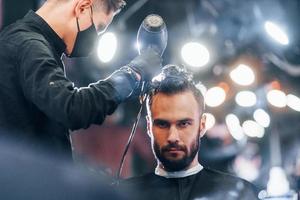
{"left": 115, "top": 82, "right": 148, "bottom": 184}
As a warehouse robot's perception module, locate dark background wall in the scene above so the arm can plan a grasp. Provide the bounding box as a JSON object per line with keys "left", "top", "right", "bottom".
{"left": 1, "top": 0, "right": 38, "bottom": 29}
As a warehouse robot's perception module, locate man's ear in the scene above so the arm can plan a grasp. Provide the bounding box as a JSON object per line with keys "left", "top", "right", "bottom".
{"left": 199, "top": 113, "right": 206, "bottom": 138}
{"left": 74, "top": 0, "right": 93, "bottom": 17}
{"left": 146, "top": 115, "right": 152, "bottom": 138}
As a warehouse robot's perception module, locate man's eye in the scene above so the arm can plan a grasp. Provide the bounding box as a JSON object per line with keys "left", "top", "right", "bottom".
{"left": 178, "top": 121, "right": 191, "bottom": 128}
{"left": 154, "top": 121, "right": 169, "bottom": 128}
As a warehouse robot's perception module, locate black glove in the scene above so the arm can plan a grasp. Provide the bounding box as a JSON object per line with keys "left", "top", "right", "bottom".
{"left": 126, "top": 48, "right": 162, "bottom": 82}
{"left": 104, "top": 49, "right": 162, "bottom": 103}
{"left": 104, "top": 66, "right": 140, "bottom": 103}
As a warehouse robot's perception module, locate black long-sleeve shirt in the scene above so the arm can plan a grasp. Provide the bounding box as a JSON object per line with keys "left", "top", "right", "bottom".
{"left": 123, "top": 168, "right": 259, "bottom": 200}
{"left": 0, "top": 11, "right": 126, "bottom": 159}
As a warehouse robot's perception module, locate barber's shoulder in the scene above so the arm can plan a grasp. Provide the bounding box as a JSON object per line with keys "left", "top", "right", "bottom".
{"left": 0, "top": 21, "right": 47, "bottom": 48}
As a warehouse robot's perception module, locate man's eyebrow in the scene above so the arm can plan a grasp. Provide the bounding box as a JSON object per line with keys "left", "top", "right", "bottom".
{"left": 153, "top": 119, "right": 169, "bottom": 123}
{"left": 153, "top": 118, "right": 194, "bottom": 124}
{"left": 177, "top": 118, "right": 194, "bottom": 123}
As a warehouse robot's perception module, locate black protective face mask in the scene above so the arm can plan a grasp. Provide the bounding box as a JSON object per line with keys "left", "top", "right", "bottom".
{"left": 68, "top": 8, "right": 98, "bottom": 58}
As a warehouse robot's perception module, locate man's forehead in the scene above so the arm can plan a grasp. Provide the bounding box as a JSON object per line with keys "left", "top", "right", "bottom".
{"left": 151, "top": 91, "right": 199, "bottom": 107}
{"left": 149, "top": 91, "right": 201, "bottom": 119}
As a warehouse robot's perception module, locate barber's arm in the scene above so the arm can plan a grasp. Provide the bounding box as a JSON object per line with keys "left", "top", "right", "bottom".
{"left": 18, "top": 39, "right": 161, "bottom": 130}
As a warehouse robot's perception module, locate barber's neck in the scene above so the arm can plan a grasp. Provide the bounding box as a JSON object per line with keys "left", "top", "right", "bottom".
{"left": 36, "top": 1, "right": 76, "bottom": 53}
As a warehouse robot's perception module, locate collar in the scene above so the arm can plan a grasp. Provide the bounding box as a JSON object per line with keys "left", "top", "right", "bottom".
{"left": 23, "top": 10, "right": 66, "bottom": 55}
{"left": 155, "top": 163, "right": 203, "bottom": 178}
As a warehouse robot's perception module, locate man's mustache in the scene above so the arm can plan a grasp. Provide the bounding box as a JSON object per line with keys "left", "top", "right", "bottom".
{"left": 161, "top": 143, "right": 187, "bottom": 153}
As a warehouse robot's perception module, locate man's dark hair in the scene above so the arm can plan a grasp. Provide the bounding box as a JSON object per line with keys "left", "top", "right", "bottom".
{"left": 146, "top": 64, "right": 205, "bottom": 114}
{"left": 100, "top": 0, "right": 126, "bottom": 14}
{"left": 52, "top": 0, "right": 126, "bottom": 14}
{"left": 106, "top": 0, "right": 126, "bottom": 13}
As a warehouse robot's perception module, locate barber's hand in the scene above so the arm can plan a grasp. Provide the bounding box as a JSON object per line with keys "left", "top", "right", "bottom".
{"left": 127, "top": 48, "right": 162, "bottom": 82}
{"left": 104, "top": 66, "right": 140, "bottom": 103}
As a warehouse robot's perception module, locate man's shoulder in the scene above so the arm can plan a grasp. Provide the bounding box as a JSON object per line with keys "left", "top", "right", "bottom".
{"left": 123, "top": 172, "right": 157, "bottom": 185}
{"left": 123, "top": 168, "right": 251, "bottom": 185}
{"left": 201, "top": 167, "right": 251, "bottom": 184}
{"left": 199, "top": 168, "right": 258, "bottom": 194}
{"left": 121, "top": 169, "right": 259, "bottom": 199}
{"left": 201, "top": 167, "right": 239, "bottom": 178}
{"left": 0, "top": 20, "right": 46, "bottom": 48}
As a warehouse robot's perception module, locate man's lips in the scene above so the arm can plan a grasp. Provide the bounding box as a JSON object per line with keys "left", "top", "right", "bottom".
{"left": 165, "top": 148, "right": 183, "bottom": 153}
{"left": 161, "top": 144, "right": 186, "bottom": 154}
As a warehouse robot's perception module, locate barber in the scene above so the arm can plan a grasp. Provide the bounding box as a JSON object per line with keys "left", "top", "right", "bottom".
{"left": 0, "top": 0, "right": 162, "bottom": 160}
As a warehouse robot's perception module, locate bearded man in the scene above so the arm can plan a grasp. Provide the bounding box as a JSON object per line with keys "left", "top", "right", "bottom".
{"left": 123, "top": 65, "right": 258, "bottom": 200}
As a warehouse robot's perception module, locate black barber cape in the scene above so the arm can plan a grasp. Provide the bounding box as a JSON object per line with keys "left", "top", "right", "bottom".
{"left": 0, "top": 11, "right": 122, "bottom": 160}
{"left": 123, "top": 168, "right": 259, "bottom": 200}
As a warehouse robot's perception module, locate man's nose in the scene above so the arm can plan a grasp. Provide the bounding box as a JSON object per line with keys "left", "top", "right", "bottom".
{"left": 167, "top": 125, "right": 180, "bottom": 143}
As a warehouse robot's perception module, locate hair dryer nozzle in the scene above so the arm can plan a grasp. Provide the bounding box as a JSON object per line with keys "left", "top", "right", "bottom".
{"left": 137, "top": 14, "right": 168, "bottom": 56}
{"left": 143, "top": 14, "right": 165, "bottom": 32}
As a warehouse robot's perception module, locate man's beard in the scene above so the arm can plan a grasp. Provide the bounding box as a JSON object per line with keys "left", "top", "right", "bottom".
{"left": 153, "top": 135, "right": 200, "bottom": 172}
